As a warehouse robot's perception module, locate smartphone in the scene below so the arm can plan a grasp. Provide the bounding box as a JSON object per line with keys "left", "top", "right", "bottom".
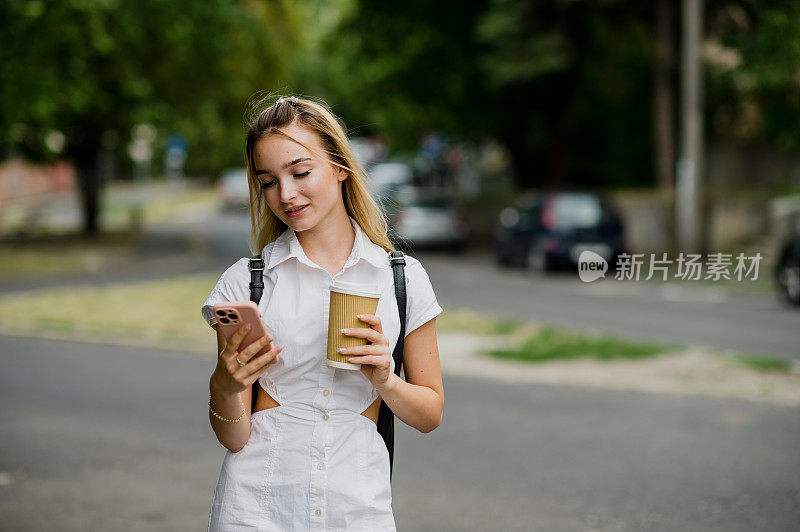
{"left": 213, "top": 301, "right": 273, "bottom": 359}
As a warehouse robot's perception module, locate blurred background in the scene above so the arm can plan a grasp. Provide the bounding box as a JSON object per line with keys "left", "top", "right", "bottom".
{"left": 1, "top": 1, "right": 799, "bottom": 531}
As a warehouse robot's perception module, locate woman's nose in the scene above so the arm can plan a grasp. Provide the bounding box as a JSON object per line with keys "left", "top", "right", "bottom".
{"left": 279, "top": 181, "right": 298, "bottom": 203}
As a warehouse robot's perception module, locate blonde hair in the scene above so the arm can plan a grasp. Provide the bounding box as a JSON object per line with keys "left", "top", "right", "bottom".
{"left": 243, "top": 94, "right": 395, "bottom": 256}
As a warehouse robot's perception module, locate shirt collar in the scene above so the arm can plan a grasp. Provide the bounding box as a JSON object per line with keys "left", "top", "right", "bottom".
{"left": 266, "top": 216, "right": 389, "bottom": 271}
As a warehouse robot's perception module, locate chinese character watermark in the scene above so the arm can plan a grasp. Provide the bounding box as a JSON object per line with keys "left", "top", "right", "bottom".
{"left": 578, "top": 252, "right": 762, "bottom": 283}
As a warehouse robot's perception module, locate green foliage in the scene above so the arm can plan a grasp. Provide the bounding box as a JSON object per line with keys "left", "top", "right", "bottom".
{"left": 3, "top": 0, "right": 800, "bottom": 189}
{"left": 320, "top": 0, "right": 659, "bottom": 187}
{"left": 0, "top": 0, "right": 296, "bottom": 174}
{"left": 706, "top": 0, "right": 800, "bottom": 151}
{"left": 317, "top": 0, "right": 494, "bottom": 151}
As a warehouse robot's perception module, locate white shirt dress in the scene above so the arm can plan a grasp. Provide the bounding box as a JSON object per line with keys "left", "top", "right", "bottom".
{"left": 201, "top": 216, "right": 444, "bottom": 531}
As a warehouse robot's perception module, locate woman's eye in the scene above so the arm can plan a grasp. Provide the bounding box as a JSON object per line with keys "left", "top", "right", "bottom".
{"left": 259, "top": 170, "right": 309, "bottom": 190}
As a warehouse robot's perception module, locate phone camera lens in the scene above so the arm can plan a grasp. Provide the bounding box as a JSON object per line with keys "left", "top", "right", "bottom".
{"left": 219, "top": 317, "right": 230, "bottom": 324}
{"left": 215, "top": 310, "right": 227, "bottom": 316}
{"left": 227, "top": 312, "right": 238, "bottom": 320}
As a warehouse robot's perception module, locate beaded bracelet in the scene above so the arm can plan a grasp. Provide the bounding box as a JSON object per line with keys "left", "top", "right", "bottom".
{"left": 208, "top": 395, "right": 246, "bottom": 423}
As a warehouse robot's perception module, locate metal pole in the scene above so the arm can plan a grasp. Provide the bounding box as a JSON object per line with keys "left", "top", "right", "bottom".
{"left": 676, "top": 0, "right": 704, "bottom": 253}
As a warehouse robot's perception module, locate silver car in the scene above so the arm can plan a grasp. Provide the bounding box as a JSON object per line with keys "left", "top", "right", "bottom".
{"left": 382, "top": 185, "right": 469, "bottom": 251}
{"left": 216, "top": 167, "right": 250, "bottom": 211}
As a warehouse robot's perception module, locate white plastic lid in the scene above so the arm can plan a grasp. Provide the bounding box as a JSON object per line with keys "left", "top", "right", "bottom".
{"left": 330, "top": 280, "right": 380, "bottom": 298}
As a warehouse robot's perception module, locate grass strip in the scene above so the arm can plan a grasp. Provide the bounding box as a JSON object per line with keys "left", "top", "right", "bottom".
{"left": 0, "top": 272, "right": 219, "bottom": 352}
{"left": 733, "top": 354, "right": 792, "bottom": 373}
{"left": 486, "top": 326, "right": 680, "bottom": 363}
{"left": 0, "top": 230, "right": 141, "bottom": 278}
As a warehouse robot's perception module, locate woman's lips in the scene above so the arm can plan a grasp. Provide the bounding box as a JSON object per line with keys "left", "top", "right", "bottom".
{"left": 285, "top": 204, "right": 309, "bottom": 217}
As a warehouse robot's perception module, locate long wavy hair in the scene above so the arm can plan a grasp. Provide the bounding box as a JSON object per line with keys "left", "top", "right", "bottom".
{"left": 243, "top": 94, "right": 395, "bottom": 256}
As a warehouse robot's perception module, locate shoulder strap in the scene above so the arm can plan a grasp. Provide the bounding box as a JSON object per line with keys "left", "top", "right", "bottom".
{"left": 377, "top": 250, "right": 406, "bottom": 481}
{"left": 248, "top": 254, "right": 265, "bottom": 409}
{"left": 249, "top": 254, "right": 265, "bottom": 304}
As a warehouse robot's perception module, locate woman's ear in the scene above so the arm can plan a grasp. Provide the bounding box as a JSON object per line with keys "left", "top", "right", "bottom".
{"left": 337, "top": 167, "right": 349, "bottom": 182}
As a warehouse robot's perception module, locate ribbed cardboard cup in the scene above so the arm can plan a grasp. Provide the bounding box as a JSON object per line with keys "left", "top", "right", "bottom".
{"left": 327, "top": 280, "right": 381, "bottom": 370}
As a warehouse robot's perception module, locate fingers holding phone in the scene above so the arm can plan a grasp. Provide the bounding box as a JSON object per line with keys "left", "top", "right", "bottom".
{"left": 212, "top": 302, "right": 283, "bottom": 395}
{"left": 215, "top": 326, "right": 282, "bottom": 395}
{"left": 234, "top": 334, "right": 283, "bottom": 386}
{"left": 229, "top": 327, "right": 279, "bottom": 370}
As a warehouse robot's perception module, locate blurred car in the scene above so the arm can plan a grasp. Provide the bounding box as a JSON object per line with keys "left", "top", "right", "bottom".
{"left": 381, "top": 185, "right": 469, "bottom": 251}
{"left": 216, "top": 167, "right": 250, "bottom": 211}
{"left": 494, "top": 190, "right": 627, "bottom": 272}
{"left": 775, "top": 235, "right": 800, "bottom": 306}
{"left": 367, "top": 161, "right": 414, "bottom": 199}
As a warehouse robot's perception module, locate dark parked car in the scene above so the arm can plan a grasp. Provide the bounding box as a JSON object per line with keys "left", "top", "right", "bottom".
{"left": 494, "top": 190, "right": 627, "bottom": 272}
{"left": 775, "top": 235, "right": 800, "bottom": 306}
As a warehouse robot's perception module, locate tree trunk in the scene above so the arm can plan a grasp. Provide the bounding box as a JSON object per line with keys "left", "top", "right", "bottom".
{"left": 653, "top": 0, "right": 675, "bottom": 192}
{"left": 501, "top": 88, "right": 537, "bottom": 190}
{"left": 66, "top": 128, "right": 103, "bottom": 236}
{"left": 78, "top": 168, "right": 100, "bottom": 235}
{"left": 542, "top": 72, "right": 574, "bottom": 188}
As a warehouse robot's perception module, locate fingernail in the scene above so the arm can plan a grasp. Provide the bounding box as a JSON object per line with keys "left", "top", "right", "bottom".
{"left": 337, "top": 348, "right": 345, "bottom": 353}
{"left": 340, "top": 328, "right": 349, "bottom": 334}
{"left": 244, "top": 324, "right": 251, "bottom": 331}
{"left": 357, "top": 314, "right": 364, "bottom": 319}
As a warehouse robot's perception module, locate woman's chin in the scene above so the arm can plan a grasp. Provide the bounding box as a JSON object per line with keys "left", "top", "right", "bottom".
{"left": 282, "top": 208, "right": 314, "bottom": 228}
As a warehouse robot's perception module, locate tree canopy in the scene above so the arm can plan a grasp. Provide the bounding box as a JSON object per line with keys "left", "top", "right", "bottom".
{"left": 2, "top": 0, "right": 799, "bottom": 193}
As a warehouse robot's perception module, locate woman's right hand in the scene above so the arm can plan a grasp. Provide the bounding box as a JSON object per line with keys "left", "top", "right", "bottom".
{"left": 211, "top": 323, "right": 283, "bottom": 397}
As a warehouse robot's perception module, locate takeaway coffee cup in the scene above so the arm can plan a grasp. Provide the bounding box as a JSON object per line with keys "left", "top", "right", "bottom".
{"left": 327, "top": 280, "right": 381, "bottom": 370}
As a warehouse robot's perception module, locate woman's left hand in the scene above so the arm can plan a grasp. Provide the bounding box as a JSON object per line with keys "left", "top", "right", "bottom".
{"left": 339, "top": 314, "right": 392, "bottom": 391}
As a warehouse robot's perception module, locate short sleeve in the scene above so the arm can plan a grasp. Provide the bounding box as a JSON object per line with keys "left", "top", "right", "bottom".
{"left": 200, "top": 258, "right": 250, "bottom": 328}
{"left": 403, "top": 257, "right": 443, "bottom": 337}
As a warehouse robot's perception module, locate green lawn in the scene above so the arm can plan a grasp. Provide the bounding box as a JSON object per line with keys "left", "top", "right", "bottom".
{"left": 733, "top": 354, "right": 793, "bottom": 373}
{"left": 0, "top": 230, "right": 141, "bottom": 278}
{"left": 0, "top": 272, "right": 219, "bottom": 352}
{"left": 486, "top": 326, "right": 681, "bottom": 363}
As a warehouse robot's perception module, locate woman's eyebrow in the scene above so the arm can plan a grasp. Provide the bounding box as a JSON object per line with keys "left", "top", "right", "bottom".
{"left": 255, "top": 157, "right": 312, "bottom": 176}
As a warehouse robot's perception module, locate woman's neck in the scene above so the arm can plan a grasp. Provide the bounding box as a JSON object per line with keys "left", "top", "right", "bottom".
{"left": 295, "top": 208, "right": 355, "bottom": 272}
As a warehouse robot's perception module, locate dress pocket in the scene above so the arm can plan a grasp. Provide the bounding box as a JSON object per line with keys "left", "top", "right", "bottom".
{"left": 357, "top": 418, "right": 391, "bottom": 507}
{"left": 218, "top": 409, "right": 283, "bottom": 528}
{"left": 208, "top": 450, "right": 250, "bottom": 531}
{"left": 369, "top": 425, "right": 392, "bottom": 490}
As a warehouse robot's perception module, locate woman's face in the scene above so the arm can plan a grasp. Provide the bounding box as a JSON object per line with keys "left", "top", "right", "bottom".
{"left": 252, "top": 122, "right": 347, "bottom": 231}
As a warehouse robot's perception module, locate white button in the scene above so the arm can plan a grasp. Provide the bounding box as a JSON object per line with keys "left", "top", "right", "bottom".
{"left": 318, "top": 461, "right": 325, "bottom": 469}
{"left": 322, "top": 389, "right": 330, "bottom": 396}
{"left": 314, "top": 508, "right": 322, "bottom": 516}
{"left": 322, "top": 413, "right": 330, "bottom": 421}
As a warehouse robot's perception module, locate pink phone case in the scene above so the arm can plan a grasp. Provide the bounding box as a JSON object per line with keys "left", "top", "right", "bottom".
{"left": 213, "top": 301, "right": 272, "bottom": 358}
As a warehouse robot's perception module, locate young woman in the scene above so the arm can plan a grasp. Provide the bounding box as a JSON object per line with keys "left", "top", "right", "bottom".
{"left": 201, "top": 95, "right": 445, "bottom": 531}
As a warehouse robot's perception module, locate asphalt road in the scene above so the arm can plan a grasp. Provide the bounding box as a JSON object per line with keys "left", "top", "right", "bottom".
{"left": 1, "top": 335, "right": 798, "bottom": 531}
{"left": 420, "top": 251, "right": 800, "bottom": 361}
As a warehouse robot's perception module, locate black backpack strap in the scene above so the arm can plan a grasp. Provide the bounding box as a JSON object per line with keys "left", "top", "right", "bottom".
{"left": 248, "top": 254, "right": 265, "bottom": 409}
{"left": 377, "top": 250, "right": 406, "bottom": 480}
{"left": 249, "top": 254, "right": 265, "bottom": 305}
